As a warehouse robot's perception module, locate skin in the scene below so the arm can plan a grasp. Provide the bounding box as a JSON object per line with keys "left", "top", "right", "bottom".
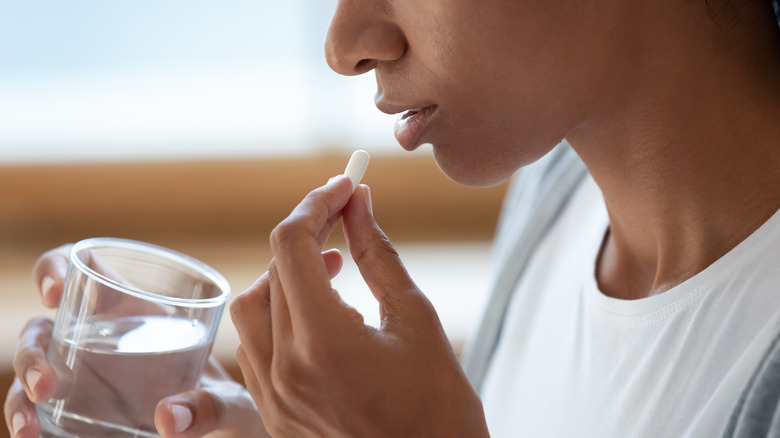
{"left": 232, "top": 0, "right": 780, "bottom": 434}
{"left": 324, "top": 0, "right": 780, "bottom": 299}
{"left": 231, "top": 178, "right": 490, "bottom": 437}
{"left": 8, "top": 0, "right": 780, "bottom": 436}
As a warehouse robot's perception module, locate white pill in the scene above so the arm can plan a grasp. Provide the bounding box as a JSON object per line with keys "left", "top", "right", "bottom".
{"left": 344, "top": 150, "right": 370, "bottom": 192}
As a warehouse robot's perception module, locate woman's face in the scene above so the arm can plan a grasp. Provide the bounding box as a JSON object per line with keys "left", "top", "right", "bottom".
{"left": 325, "top": 0, "right": 641, "bottom": 186}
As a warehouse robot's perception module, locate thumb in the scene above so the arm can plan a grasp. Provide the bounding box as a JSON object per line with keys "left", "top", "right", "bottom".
{"left": 154, "top": 389, "right": 241, "bottom": 438}
{"left": 154, "top": 357, "right": 267, "bottom": 438}
{"left": 342, "top": 185, "right": 435, "bottom": 331}
{"left": 154, "top": 397, "right": 196, "bottom": 437}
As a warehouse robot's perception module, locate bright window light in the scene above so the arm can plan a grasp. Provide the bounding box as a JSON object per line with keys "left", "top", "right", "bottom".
{"left": 0, "top": 0, "right": 399, "bottom": 164}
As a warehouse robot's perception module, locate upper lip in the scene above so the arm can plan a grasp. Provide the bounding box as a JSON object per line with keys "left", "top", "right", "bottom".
{"left": 375, "top": 95, "right": 435, "bottom": 116}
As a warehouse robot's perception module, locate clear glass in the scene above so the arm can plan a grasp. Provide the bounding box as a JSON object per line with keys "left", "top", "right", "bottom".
{"left": 36, "top": 238, "right": 230, "bottom": 438}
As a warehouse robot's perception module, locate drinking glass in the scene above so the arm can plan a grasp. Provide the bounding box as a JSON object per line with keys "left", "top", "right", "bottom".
{"left": 36, "top": 237, "right": 230, "bottom": 438}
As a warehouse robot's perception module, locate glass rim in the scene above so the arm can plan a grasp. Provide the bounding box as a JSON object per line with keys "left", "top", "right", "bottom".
{"left": 70, "top": 237, "right": 231, "bottom": 308}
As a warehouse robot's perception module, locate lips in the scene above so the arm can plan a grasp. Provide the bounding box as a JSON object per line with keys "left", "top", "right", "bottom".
{"left": 393, "top": 105, "right": 437, "bottom": 151}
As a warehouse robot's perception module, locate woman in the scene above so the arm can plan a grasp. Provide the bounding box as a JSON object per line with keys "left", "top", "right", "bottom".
{"left": 8, "top": 0, "right": 780, "bottom": 436}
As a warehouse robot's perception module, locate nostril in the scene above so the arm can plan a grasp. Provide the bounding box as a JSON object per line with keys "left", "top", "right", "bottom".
{"left": 355, "top": 59, "right": 374, "bottom": 74}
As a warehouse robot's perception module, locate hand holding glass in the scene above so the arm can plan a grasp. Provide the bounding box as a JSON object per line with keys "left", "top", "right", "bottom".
{"left": 36, "top": 238, "right": 230, "bottom": 438}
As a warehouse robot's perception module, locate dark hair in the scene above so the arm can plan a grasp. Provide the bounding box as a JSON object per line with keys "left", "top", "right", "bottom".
{"left": 774, "top": 0, "right": 780, "bottom": 24}
{"left": 705, "top": 0, "right": 780, "bottom": 29}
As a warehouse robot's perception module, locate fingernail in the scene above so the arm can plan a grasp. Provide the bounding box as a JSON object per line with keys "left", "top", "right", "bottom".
{"left": 171, "top": 404, "right": 192, "bottom": 433}
{"left": 12, "top": 412, "right": 26, "bottom": 435}
{"left": 41, "top": 275, "right": 55, "bottom": 300}
{"left": 25, "top": 369, "right": 42, "bottom": 394}
{"left": 364, "top": 186, "right": 373, "bottom": 216}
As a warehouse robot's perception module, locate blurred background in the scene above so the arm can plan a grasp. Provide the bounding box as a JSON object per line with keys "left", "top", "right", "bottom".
{"left": 0, "top": 0, "right": 396, "bottom": 163}
{"left": 0, "top": 1, "right": 506, "bottom": 436}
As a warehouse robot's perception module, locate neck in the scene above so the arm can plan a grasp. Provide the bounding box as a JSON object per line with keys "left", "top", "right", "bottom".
{"left": 568, "top": 3, "right": 780, "bottom": 299}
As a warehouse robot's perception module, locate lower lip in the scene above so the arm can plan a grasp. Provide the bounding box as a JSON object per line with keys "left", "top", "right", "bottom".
{"left": 394, "top": 105, "right": 437, "bottom": 151}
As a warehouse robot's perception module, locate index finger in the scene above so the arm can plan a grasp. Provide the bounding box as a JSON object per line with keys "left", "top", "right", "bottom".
{"left": 269, "top": 175, "right": 354, "bottom": 330}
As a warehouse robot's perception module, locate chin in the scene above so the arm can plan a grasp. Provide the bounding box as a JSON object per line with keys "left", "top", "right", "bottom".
{"left": 429, "top": 135, "right": 561, "bottom": 187}
{"left": 431, "top": 146, "right": 519, "bottom": 188}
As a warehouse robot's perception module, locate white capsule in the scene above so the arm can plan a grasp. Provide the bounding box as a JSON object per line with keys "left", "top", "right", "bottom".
{"left": 344, "top": 150, "right": 370, "bottom": 192}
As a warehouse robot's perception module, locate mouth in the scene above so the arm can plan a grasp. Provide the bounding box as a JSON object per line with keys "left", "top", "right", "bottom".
{"left": 394, "top": 105, "right": 437, "bottom": 151}
{"left": 400, "top": 108, "right": 425, "bottom": 120}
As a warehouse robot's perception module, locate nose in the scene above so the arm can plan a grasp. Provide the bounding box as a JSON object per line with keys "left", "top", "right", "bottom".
{"left": 324, "top": 0, "right": 406, "bottom": 76}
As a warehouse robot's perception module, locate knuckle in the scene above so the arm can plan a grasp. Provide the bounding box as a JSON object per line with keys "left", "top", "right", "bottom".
{"left": 13, "top": 344, "right": 48, "bottom": 379}
{"left": 359, "top": 232, "right": 401, "bottom": 267}
{"left": 229, "top": 296, "right": 246, "bottom": 322}
{"left": 270, "top": 195, "right": 329, "bottom": 252}
{"left": 20, "top": 317, "right": 53, "bottom": 338}
{"left": 269, "top": 221, "right": 297, "bottom": 251}
{"left": 229, "top": 295, "right": 256, "bottom": 327}
{"left": 230, "top": 278, "right": 271, "bottom": 328}
{"left": 14, "top": 321, "right": 53, "bottom": 369}
{"left": 13, "top": 347, "right": 38, "bottom": 370}
{"left": 33, "top": 244, "right": 72, "bottom": 273}
{"left": 371, "top": 228, "right": 397, "bottom": 253}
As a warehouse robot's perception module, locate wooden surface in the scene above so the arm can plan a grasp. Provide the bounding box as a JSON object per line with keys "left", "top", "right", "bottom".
{"left": 0, "top": 153, "right": 506, "bottom": 248}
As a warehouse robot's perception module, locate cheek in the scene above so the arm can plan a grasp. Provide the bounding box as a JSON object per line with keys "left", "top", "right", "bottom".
{"left": 406, "top": 4, "right": 608, "bottom": 186}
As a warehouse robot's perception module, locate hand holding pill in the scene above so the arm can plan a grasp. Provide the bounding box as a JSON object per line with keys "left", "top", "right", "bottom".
{"left": 230, "top": 151, "right": 489, "bottom": 438}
